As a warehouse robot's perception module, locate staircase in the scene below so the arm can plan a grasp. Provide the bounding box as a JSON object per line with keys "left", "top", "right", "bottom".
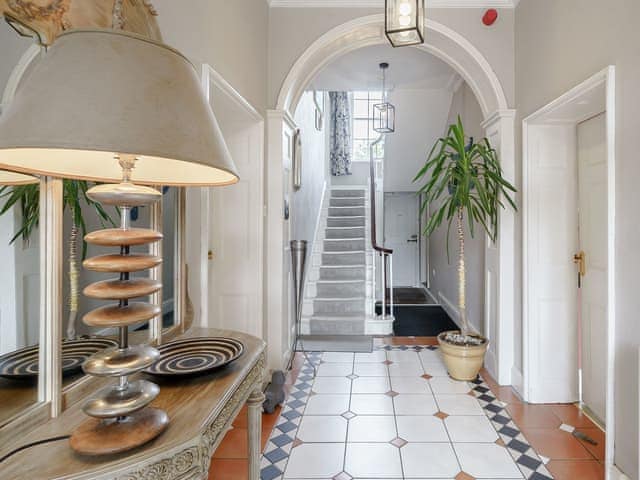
{"left": 302, "top": 187, "right": 375, "bottom": 335}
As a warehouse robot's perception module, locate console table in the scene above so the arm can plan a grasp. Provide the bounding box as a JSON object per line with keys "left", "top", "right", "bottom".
{"left": 0, "top": 328, "right": 266, "bottom": 480}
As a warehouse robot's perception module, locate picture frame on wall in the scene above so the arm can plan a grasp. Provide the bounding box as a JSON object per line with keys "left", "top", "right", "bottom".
{"left": 292, "top": 128, "right": 302, "bottom": 191}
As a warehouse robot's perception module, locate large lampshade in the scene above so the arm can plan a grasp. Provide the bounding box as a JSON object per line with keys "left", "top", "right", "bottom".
{"left": 0, "top": 29, "right": 238, "bottom": 186}
{"left": 0, "top": 170, "right": 38, "bottom": 185}
{"left": 385, "top": 0, "right": 425, "bottom": 48}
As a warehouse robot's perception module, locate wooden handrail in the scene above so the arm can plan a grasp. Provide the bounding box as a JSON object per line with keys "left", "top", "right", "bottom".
{"left": 369, "top": 135, "right": 393, "bottom": 255}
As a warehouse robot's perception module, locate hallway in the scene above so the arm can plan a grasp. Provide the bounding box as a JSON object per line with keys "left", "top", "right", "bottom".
{"left": 210, "top": 339, "right": 605, "bottom": 480}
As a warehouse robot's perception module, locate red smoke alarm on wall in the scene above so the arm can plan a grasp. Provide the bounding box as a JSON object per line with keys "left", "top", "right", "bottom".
{"left": 482, "top": 9, "right": 498, "bottom": 26}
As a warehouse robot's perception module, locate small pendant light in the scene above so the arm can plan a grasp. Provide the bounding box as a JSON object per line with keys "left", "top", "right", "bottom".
{"left": 373, "top": 62, "right": 396, "bottom": 134}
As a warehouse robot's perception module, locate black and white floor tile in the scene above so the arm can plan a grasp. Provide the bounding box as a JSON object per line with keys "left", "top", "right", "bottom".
{"left": 261, "top": 346, "right": 553, "bottom": 480}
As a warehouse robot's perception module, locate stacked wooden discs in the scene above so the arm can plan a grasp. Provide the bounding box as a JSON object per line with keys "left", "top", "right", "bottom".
{"left": 69, "top": 176, "right": 169, "bottom": 456}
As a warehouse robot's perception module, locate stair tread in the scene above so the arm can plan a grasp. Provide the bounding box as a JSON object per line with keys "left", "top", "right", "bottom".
{"left": 315, "top": 297, "right": 366, "bottom": 301}
{"left": 316, "top": 279, "right": 365, "bottom": 284}
{"left": 325, "top": 237, "right": 365, "bottom": 241}
{"left": 310, "top": 313, "right": 365, "bottom": 319}
{"left": 324, "top": 250, "right": 366, "bottom": 254}
{"left": 321, "top": 264, "right": 366, "bottom": 268}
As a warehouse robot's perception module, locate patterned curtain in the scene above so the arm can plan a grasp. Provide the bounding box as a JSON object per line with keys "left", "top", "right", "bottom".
{"left": 329, "top": 92, "right": 352, "bottom": 176}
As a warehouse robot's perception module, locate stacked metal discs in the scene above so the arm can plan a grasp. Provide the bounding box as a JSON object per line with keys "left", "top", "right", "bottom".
{"left": 69, "top": 170, "right": 169, "bottom": 456}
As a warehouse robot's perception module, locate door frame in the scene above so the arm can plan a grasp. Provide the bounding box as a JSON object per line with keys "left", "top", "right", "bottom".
{"left": 522, "top": 66, "right": 616, "bottom": 471}
{"left": 198, "top": 64, "right": 265, "bottom": 338}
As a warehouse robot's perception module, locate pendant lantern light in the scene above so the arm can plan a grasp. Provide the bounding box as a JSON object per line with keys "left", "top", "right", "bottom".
{"left": 373, "top": 63, "right": 395, "bottom": 134}
{"left": 385, "top": 0, "right": 425, "bottom": 47}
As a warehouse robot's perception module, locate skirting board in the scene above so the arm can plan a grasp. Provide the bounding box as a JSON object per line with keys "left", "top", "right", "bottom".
{"left": 437, "top": 291, "right": 480, "bottom": 335}
{"left": 511, "top": 366, "right": 524, "bottom": 398}
{"left": 609, "top": 464, "right": 631, "bottom": 480}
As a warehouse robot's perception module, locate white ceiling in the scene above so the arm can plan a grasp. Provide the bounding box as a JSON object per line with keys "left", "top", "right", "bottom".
{"left": 268, "top": 0, "right": 519, "bottom": 8}
{"left": 310, "top": 44, "right": 457, "bottom": 92}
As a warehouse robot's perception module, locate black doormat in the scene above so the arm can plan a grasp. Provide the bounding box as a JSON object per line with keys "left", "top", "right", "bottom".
{"left": 375, "top": 304, "right": 458, "bottom": 336}
{"left": 384, "top": 287, "right": 436, "bottom": 305}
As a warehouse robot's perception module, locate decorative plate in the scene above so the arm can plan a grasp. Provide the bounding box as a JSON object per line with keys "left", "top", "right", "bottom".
{"left": 144, "top": 337, "right": 244, "bottom": 377}
{"left": 0, "top": 338, "right": 119, "bottom": 379}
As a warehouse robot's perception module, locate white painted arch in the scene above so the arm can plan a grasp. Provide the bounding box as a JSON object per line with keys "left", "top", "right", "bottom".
{"left": 276, "top": 14, "right": 508, "bottom": 118}
{"left": 268, "top": 14, "right": 517, "bottom": 387}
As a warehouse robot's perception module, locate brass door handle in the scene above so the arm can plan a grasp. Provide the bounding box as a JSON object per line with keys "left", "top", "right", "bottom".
{"left": 208, "top": 250, "right": 214, "bottom": 261}
{"left": 573, "top": 251, "right": 586, "bottom": 276}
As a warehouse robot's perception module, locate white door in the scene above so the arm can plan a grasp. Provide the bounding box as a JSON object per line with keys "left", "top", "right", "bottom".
{"left": 384, "top": 193, "right": 419, "bottom": 287}
{"left": 525, "top": 124, "right": 579, "bottom": 403}
{"left": 206, "top": 73, "right": 264, "bottom": 340}
{"left": 577, "top": 113, "right": 607, "bottom": 424}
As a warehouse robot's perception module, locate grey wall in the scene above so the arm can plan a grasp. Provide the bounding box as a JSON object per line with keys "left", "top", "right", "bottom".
{"left": 268, "top": 7, "right": 515, "bottom": 110}
{"left": 331, "top": 161, "right": 370, "bottom": 186}
{"left": 383, "top": 88, "right": 453, "bottom": 192}
{"left": 427, "top": 82, "right": 485, "bottom": 334}
{"left": 291, "top": 91, "right": 328, "bottom": 249}
{"left": 155, "top": 0, "right": 269, "bottom": 114}
{"left": 515, "top": 0, "right": 639, "bottom": 476}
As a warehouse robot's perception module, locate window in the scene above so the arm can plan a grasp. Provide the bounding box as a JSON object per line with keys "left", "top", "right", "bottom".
{"left": 352, "top": 91, "right": 385, "bottom": 162}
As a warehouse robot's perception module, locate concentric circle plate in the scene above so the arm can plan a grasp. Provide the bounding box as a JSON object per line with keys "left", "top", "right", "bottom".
{"left": 144, "top": 337, "right": 244, "bottom": 377}
{"left": 0, "top": 338, "right": 118, "bottom": 379}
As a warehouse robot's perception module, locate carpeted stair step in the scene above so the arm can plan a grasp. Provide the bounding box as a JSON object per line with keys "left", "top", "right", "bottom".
{"left": 317, "top": 280, "right": 365, "bottom": 297}
{"left": 327, "top": 216, "right": 365, "bottom": 228}
{"left": 331, "top": 189, "right": 365, "bottom": 198}
{"left": 319, "top": 265, "right": 365, "bottom": 280}
{"left": 330, "top": 197, "right": 365, "bottom": 207}
{"left": 313, "top": 297, "right": 365, "bottom": 315}
{"left": 324, "top": 238, "right": 365, "bottom": 252}
{"left": 310, "top": 315, "right": 365, "bottom": 335}
{"left": 329, "top": 206, "right": 365, "bottom": 217}
{"left": 322, "top": 251, "right": 365, "bottom": 266}
{"left": 326, "top": 226, "right": 366, "bottom": 239}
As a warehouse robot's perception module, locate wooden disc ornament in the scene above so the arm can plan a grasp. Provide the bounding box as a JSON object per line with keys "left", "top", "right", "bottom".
{"left": 70, "top": 156, "right": 168, "bottom": 455}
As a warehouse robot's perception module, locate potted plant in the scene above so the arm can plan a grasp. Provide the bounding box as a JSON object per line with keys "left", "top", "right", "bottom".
{"left": 414, "top": 116, "right": 516, "bottom": 380}
{"left": 0, "top": 181, "right": 115, "bottom": 339}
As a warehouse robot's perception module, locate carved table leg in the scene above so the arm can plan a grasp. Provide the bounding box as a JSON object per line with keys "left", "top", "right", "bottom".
{"left": 247, "top": 388, "right": 266, "bottom": 480}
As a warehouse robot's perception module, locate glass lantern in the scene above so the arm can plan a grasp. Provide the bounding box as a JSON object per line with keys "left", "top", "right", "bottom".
{"left": 385, "top": 0, "right": 425, "bottom": 47}
{"left": 373, "top": 62, "right": 396, "bottom": 134}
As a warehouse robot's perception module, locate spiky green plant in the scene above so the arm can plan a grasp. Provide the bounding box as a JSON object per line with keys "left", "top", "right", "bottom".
{"left": 0, "top": 181, "right": 116, "bottom": 338}
{"left": 414, "top": 116, "right": 517, "bottom": 339}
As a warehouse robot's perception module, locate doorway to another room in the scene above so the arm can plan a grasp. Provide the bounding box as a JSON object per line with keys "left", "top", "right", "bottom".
{"left": 197, "top": 65, "right": 265, "bottom": 341}
{"left": 384, "top": 192, "right": 420, "bottom": 288}
{"left": 523, "top": 67, "right": 615, "bottom": 465}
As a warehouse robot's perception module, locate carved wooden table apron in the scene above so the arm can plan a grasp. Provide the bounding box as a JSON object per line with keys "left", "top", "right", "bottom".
{"left": 0, "top": 328, "right": 266, "bottom": 480}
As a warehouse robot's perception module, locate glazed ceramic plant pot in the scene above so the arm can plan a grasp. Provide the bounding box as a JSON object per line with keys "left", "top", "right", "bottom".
{"left": 437, "top": 331, "right": 488, "bottom": 381}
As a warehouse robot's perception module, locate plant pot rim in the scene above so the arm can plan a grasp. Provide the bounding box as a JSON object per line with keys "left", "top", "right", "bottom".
{"left": 437, "top": 330, "right": 488, "bottom": 347}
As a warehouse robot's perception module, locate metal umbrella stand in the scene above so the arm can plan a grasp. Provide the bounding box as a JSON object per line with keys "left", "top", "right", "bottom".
{"left": 288, "top": 240, "right": 315, "bottom": 374}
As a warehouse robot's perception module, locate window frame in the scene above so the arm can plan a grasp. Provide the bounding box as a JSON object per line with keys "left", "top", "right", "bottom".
{"left": 351, "top": 91, "right": 385, "bottom": 163}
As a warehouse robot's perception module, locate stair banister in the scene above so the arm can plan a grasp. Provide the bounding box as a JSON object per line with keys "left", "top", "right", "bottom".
{"left": 369, "top": 134, "right": 394, "bottom": 320}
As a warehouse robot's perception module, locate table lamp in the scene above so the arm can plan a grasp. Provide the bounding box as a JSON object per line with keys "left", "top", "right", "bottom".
{"left": 0, "top": 29, "right": 238, "bottom": 455}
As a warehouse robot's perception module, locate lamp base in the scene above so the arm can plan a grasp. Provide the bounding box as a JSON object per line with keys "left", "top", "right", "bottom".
{"left": 69, "top": 407, "right": 168, "bottom": 456}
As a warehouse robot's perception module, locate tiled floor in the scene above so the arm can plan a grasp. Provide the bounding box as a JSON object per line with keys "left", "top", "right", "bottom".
{"left": 209, "top": 337, "right": 605, "bottom": 480}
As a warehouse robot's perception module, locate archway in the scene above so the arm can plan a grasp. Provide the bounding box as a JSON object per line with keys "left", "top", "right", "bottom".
{"left": 277, "top": 15, "right": 507, "bottom": 118}
{"left": 266, "top": 15, "right": 516, "bottom": 387}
